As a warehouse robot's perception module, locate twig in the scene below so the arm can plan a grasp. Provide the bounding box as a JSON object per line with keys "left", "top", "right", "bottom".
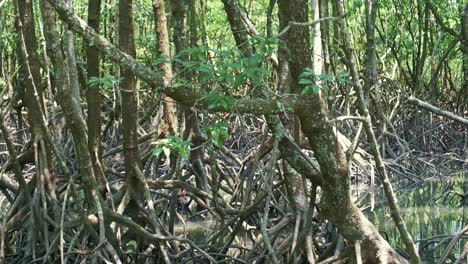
{"left": 103, "top": 208, "right": 217, "bottom": 263}
{"left": 354, "top": 240, "right": 362, "bottom": 264}
{"left": 453, "top": 243, "right": 468, "bottom": 264}
{"left": 260, "top": 141, "right": 280, "bottom": 264}
{"left": 330, "top": 116, "right": 368, "bottom": 123}
{"left": 103, "top": 130, "right": 157, "bottom": 157}
{"left": 305, "top": 235, "right": 316, "bottom": 264}
{"left": 60, "top": 178, "right": 73, "bottom": 264}
{"left": 277, "top": 16, "right": 344, "bottom": 38}
{"left": 437, "top": 225, "right": 468, "bottom": 264}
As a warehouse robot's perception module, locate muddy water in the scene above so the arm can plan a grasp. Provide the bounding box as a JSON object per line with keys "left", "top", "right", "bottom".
{"left": 366, "top": 172, "right": 467, "bottom": 262}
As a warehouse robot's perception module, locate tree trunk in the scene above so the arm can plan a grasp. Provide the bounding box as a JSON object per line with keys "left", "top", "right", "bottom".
{"left": 153, "top": 0, "right": 178, "bottom": 139}
{"left": 120, "top": 0, "right": 145, "bottom": 197}
{"left": 221, "top": 0, "right": 252, "bottom": 58}
{"left": 86, "top": 0, "right": 107, "bottom": 191}
{"left": 40, "top": 0, "right": 104, "bottom": 233}
{"left": 278, "top": 0, "right": 409, "bottom": 262}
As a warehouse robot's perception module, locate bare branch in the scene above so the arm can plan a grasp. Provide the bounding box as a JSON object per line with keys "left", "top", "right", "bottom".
{"left": 277, "top": 16, "right": 344, "bottom": 38}
{"left": 406, "top": 95, "right": 468, "bottom": 126}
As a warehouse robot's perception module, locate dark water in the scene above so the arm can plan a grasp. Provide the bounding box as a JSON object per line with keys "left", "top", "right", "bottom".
{"left": 366, "top": 171, "right": 467, "bottom": 262}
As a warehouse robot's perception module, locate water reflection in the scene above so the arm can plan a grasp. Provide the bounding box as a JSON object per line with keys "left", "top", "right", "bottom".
{"left": 365, "top": 172, "right": 466, "bottom": 262}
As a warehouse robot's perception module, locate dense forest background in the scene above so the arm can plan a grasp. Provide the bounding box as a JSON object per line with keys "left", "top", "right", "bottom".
{"left": 0, "top": 0, "right": 466, "bottom": 263}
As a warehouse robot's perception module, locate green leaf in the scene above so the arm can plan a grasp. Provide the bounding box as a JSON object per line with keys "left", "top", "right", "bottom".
{"left": 311, "top": 84, "right": 321, "bottom": 93}
{"left": 151, "top": 136, "right": 191, "bottom": 158}
{"left": 151, "top": 147, "right": 163, "bottom": 156}
{"left": 202, "top": 122, "right": 230, "bottom": 148}
{"left": 301, "top": 84, "right": 321, "bottom": 95}
{"left": 205, "top": 92, "right": 236, "bottom": 110}
{"left": 197, "top": 64, "right": 213, "bottom": 73}
{"left": 299, "top": 79, "right": 313, "bottom": 85}
{"left": 299, "top": 68, "right": 315, "bottom": 78}
{"left": 87, "top": 77, "right": 100, "bottom": 87}
{"left": 318, "top": 73, "right": 334, "bottom": 81}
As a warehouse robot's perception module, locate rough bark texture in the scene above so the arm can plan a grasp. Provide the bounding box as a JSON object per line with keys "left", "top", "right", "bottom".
{"left": 278, "top": 0, "right": 409, "bottom": 262}
{"left": 221, "top": 0, "right": 252, "bottom": 57}
{"left": 120, "top": 0, "right": 145, "bottom": 196}
{"left": 312, "top": 0, "right": 323, "bottom": 76}
{"left": 40, "top": 0, "right": 101, "bottom": 209}
{"left": 86, "top": 0, "right": 107, "bottom": 191}
{"left": 16, "top": 0, "right": 58, "bottom": 186}
{"left": 16, "top": 0, "right": 46, "bottom": 137}
{"left": 153, "top": 0, "right": 178, "bottom": 138}
{"left": 64, "top": 0, "right": 81, "bottom": 102}
{"left": 44, "top": 1, "right": 408, "bottom": 260}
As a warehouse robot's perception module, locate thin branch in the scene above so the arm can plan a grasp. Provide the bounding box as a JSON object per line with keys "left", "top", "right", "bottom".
{"left": 406, "top": 95, "right": 468, "bottom": 126}
{"left": 424, "top": 0, "right": 458, "bottom": 37}
{"left": 277, "top": 16, "right": 344, "bottom": 38}
{"left": 103, "top": 208, "right": 217, "bottom": 263}
{"left": 45, "top": 0, "right": 314, "bottom": 116}
{"left": 437, "top": 225, "right": 468, "bottom": 264}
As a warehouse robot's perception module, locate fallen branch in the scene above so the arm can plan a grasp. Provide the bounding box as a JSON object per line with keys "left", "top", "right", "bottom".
{"left": 406, "top": 96, "right": 468, "bottom": 126}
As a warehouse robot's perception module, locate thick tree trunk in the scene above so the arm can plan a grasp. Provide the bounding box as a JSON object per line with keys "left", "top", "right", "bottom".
{"left": 86, "top": 0, "right": 107, "bottom": 191}
{"left": 15, "top": 0, "right": 49, "bottom": 163}
{"left": 40, "top": 0, "right": 104, "bottom": 240}
{"left": 119, "top": 0, "right": 145, "bottom": 196}
{"left": 221, "top": 0, "right": 252, "bottom": 58}
{"left": 153, "top": 0, "right": 178, "bottom": 138}
{"left": 278, "top": 0, "right": 409, "bottom": 262}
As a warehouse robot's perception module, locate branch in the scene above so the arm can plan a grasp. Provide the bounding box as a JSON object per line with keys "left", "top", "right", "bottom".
{"left": 437, "top": 225, "right": 468, "bottom": 264}
{"left": 424, "top": 0, "right": 458, "bottom": 37}
{"left": 277, "top": 16, "right": 344, "bottom": 38}
{"left": 45, "top": 0, "right": 313, "bottom": 115}
{"left": 406, "top": 96, "right": 468, "bottom": 126}
{"left": 103, "top": 207, "right": 217, "bottom": 263}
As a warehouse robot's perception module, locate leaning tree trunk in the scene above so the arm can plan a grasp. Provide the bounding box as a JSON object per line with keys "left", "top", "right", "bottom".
{"left": 39, "top": 1, "right": 108, "bottom": 255}
{"left": 333, "top": 0, "right": 420, "bottom": 262}
{"left": 278, "top": 0, "right": 409, "bottom": 263}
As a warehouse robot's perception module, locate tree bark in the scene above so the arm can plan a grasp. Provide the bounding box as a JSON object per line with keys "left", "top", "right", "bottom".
{"left": 86, "top": 0, "right": 107, "bottom": 191}
{"left": 278, "top": 0, "right": 409, "bottom": 262}
{"left": 120, "top": 0, "right": 145, "bottom": 197}
{"left": 332, "top": 0, "right": 420, "bottom": 262}
{"left": 221, "top": 0, "right": 252, "bottom": 57}
{"left": 40, "top": 0, "right": 104, "bottom": 237}
{"left": 153, "top": 0, "right": 178, "bottom": 138}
